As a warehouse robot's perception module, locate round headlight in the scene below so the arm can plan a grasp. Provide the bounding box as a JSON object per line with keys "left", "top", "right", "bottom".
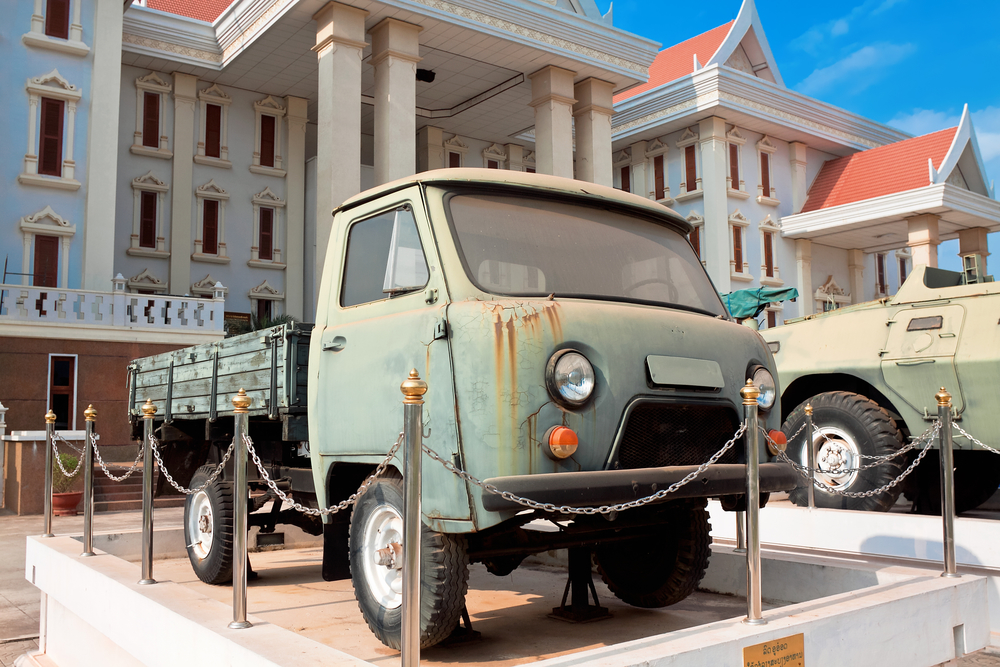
{"left": 752, "top": 367, "right": 776, "bottom": 411}
{"left": 546, "top": 350, "right": 595, "bottom": 407}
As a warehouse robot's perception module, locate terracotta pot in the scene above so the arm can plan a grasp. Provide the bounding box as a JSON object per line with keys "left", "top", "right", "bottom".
{"left": 52, "top": 491, "right": 83, "bottom": 516}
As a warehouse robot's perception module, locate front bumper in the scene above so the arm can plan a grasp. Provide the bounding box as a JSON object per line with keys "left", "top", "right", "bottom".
{"left": 481, "top": 463, "right": 797, "bottom": 512}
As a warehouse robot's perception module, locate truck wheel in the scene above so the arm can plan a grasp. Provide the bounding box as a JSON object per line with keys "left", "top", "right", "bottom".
{"left": 350, "top": 475, "right": 470, "bottom": 649}
{"left": 183, "top": 465, "right": 234, "bottom": 585}
{"left": 784, "top": 392, "right": 904, "bottom": 512}
{"left": 594, "top": 505, "right": 711, "bottom": 608}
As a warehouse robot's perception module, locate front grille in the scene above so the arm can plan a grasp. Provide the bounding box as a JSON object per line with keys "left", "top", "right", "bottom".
{"left": 615, "top": 401, "right": 742, "bottom": 469}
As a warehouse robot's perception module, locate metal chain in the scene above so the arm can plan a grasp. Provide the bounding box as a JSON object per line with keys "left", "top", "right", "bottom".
{"left": 149, "top": 433, "right": 235, "bottom": 495}
{"left": 90, "top": 433, "right": 145, "bottom": 482}
{"left": 244, "top": 432, "right": 403, "bottom": 516}
{"left": 761, "top": 427, "right": 921, "bottom": 474}
{"left": 776, "top": 422, "right": 940, "bottom": 498}
{"left": 422, "top": 422, "right": 749, "bottom": 515}
{"left": 954, "top": 423, "right": 1000, "bottom": 457}
{"left": 51, "top": 434, "right": 86, "bottom": 478}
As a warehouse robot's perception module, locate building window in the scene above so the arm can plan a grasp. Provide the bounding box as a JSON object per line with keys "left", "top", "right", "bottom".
{"left": 20, "top": 70, "right": 81, "bottom": 189}
{"left": 690, "top": 225, "right": 701, "bottom": 259}
{"left": 725, "top": 127, "right": 748, "bottom": 199}
{"left": 876, "top": 253, "right": 888, "bottom": 295}
{"left": 767, "top": 310, "right": 777, "bottom": 329}
{"left": 729, "top": 210, "right": 752, "bottom": 281}
{"left": 899, "top": 256, "right": 908, "bottom": 284}
{"left": 249, "top": 187, "right": 285, "bottom": 269}
{"left": 619, "top": 165, "right": 631, "bottom": 193}
{"left": 259, "top": 208, "right": 274, "bottom": 261}
{"left": 22, "top": 0, "right": 88, "bottom": 56}
{"left": 730, "top": 144, "right": 740, "bottom": 189}
{"left": 45, "top": 0, "right": 70, "bottom": 40}
{"left": 139, "top": 191, "right": 157, "bottom": 249}
{"left": 203, "top": 201, "right": 219, "bottom": 255}
{"left": 613, "top": 149, "right": 631, "bottom": 192}
{"left": 251, "top": 96, "right": 286, "bottom": 176}
{"left": 675, "top": 128, "right": 701, "bottom": 200}
{"left": 193, "top": 180, "right": 230, "bottom": 263}
{"left": 195, "top": 84, "right": 231, "bottom": 168}
{"left": 758, "top": 215, "right": 783, "bottom": 286}
{"left": 33, "top": 235, "right": 59, "bottom": 287}
{"left": 205, "top": 105, "right": 221, "bottom": 158}
{"left": 755, "top": 136, "right": 779, "bottom": 206}
{"left": 48, "top": 355, "right": 76, "bottom": 431}
{"left": 444, "top": 135, "right": 468, "bottom": 169}
{"left": 686, "top": 212, "right": 705, "bottom": 265}
{"left": 38, "top": 98, "right": 64, "bottom": 176}
{"left": 19, "top": 206, "right": 75, "bottom": 288}
{"left": 684, "top": 146, "right": 697, "bottom": 193}
{"left": 653, "top": 155, "right": 665, "bottom": 200}
{"left": 733, "top": 226, "right": 744, "bottom": 271}
{"left": 260, "top": 115, "right": 275, "bottom": 166}
{"left": 129, "top": 171, "right": 169, "bottom": 257}
{"left": 762, "top": 231, "right": 774, "bottom": 277}
{"left": 760, "top": 153, "right": 771, "bottom": 196}
{"left": 482, "top": 144, "right": 507, "bottom": 170}
{"left": 487, "top": 159, "right": 499, "bottom": 169}
{"left": 131, "top": 72, "right": 172, "bottom": 158}
{"left": 249, "top": 280, "right": 284, "bottom": 321}
{"left": 643, "top": 138, "right": 670, "bottom": 203}
{"left": 142, "top": 92, "right": 159, "bottom": 148}
{"left": 256, "top": 298, "right": 272, "bottom": 321}
{"left": 448, "top": 152, "right": 461, "bottom": 168}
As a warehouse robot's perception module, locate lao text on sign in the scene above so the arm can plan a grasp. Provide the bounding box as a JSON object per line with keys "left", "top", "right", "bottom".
{"left": 743, "top": 633, "right": 804, "bottom": 667}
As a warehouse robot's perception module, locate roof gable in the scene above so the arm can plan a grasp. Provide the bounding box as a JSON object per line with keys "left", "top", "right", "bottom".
{"left": 144, "top": 0, "right": 234, "bottom": 23}
{"left": 707, "top": 0, "right": 783, "bottom": 86}
{"left": 932, "top": 104, "right": 993, "bottom": 198}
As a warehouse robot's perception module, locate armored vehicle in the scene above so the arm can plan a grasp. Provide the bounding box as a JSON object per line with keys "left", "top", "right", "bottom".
{"left": 763, "top": 265, "right": 1000, "bottom": 513}
{"left": 129, "top": 170, "right": 795, "bottom": 648}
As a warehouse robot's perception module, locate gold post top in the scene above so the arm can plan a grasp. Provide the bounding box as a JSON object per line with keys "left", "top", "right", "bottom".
{"left": 141, "top": 399, "right": 157, "bottom": 419}
{"left": 45, "top": 410, "right": 56, "bottom": 424}
{"left": 84, "top": 405, "right": 97, "bottom": 422}
{"left": 740, "top": 379, "right": 760, "bottom": 406}
{"left": 232, "top": 388, "right": 252, "bottom": 413}
{"left": 936, "top": 387, "right": 952, "bottom": 407}
{"left": 401, "top": 369, "right": 428, "bottom": 404}
{"left": 805, "top": 403, "right": 813, "bottom": 416}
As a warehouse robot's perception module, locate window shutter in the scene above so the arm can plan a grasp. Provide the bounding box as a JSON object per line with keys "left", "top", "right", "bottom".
{"left": 654, "top": 155, "right": 665, "bottom": 200}
{"left": 140, "top": 191, "right": 157, "bottom": 248}
{"left": 203, "top": 200, "right": 219, "bottom": 255}
{"left": 877, "top": 254, "right": 886, "bottom": 293}
{"left": 39, "top": 98, "right": 64, "bottom": 177}
{"left": 899, "top": 258, "right": 908, "bottom": 283}
{"left": 260, "top": 115, "right": 275, "bottom": 167}
{"left": 690, "top": 226, "right": 700, "bottom": 259}
{"left": 487, "top": 159, "right": 499, "bottom": 169}
{"left": 733, "top": 226, "right": 743, "bottom": 271}
{"left": 33, "top": 235, "right": 59, "bottom": 287}
{"left": 763, "top": 231, "right": 774, "bottom": 277}
{"left": 259, "top": 208, "right": 274, "bottom": 261}
{"left": 619, "top": 165, "right": 631, "bottom": 193}
{"left": 767, "top": 311, "right": 776, "bottom": 329}
{"left": 760, "top": 153, "right": 771, "bottom": 197}
{"left": 45, "top": 0, "right": 70, "bottom": 39}
{"left": 729, "top": 144, "right": 740, "bottom": 188}
{"left": 205, "top": 104, "right": 222, "bottom": 158}
{"left": 142, "top": 92, "right": 160, "bottom": 149}
{"left": 448, "top": 152, "right": 461, "bottom": 168}
{"left": 685, "top": 145, "right": 697, "bottom": 191}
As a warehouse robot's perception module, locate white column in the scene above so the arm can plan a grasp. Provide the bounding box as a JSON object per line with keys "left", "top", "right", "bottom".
{"left": 416, "top": 126, "right": 445, "bottom": 172}
{"left": 699, "top": 116, "right": 730, "bottom": 293}
{"left": 790, "top": 141, "right": 808, "bottom": 214}
{"left": 847, "top": 249, "right": 865, "bottom": 304}
{"left": 80, "top": 0, "right": 123, "bottom": 291}
{"left": 907, "top": 213, "right": 940, "bottom": 268}
{"left": 572, "top": 78, "right": 614, "bottom": 187}
{"left": 371, "top": 18, "right": 421, "bottom": 185}
{"left": 170, "top": 73, "right": 198, "bottom": 294}
{"left": 69, "top": 0, "right": 83, "bottom": 43}
{"left": 30, "top": 0, "right": 43, "bottom": 33}
{"left": 22, "top": 235, "right": 31, "bottom": 286}
{"left": 313, "top": 1, "right": 368, "bottom": 294}
{"left": 959, "top": 227, "right": 990, "bottom": 276}
{"left": 629, "top": 141, "right": 648, "bottom": 197}
{"left": 26, "top": 96, "right": 39, "bottom": 175}
{"left": 529, "top": 66, "right": 576, "bottom": 179}
{"left": 506, "top": 144, "right": 524, "bottom": 172}
{"left": 63, "top": 102, "right": 76, "bottom": 180}
{"left": 795, "top": 239, "right": 813, "bottom": 318}
{"left": 60, "top": 237, "right": 70, "bottom": 288}
{"left": 285, "top": 96, "right": 308, "bottom": 320}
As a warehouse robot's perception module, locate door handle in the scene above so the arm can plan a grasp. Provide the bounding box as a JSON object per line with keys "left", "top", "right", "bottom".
{"left": 895, "top": 359, "right": 935, "bottom": 366}
{"left": 323, "top": 336, "right": 347, "bottom": 352}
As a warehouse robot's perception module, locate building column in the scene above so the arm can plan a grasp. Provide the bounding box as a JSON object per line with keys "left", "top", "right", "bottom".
{"left": 572, "top": 78, "right": 614, "bottom": 187}
{"left": 416, "top": 126, "right": 444, "bottom": 172}
{"left": 795, "top": 239, "right": 813, "bottom": 318}
{"left": 847, "top": 249, "right": 865, "bottom": 304}
{"left": 959, "top": 227, "right": 990, "bottom": 275}
{"left": 907, "top": 213, "right": 940, "bottom": 268}
{"left": 371, "top": 18, "right": 421, "bottom": 185}
{"left": 698, "top": 116, "right": 730, "bottom": 293}
{"left": 314, "top": 2, "right": 368, "bottom": 293}
{"left": 170, "top": 73, "right": 198, "bottom": 294}
{"left": 285, "top": 96, "right": 308, "bottom": 320}
{"left": 80, "top": 0, "right": 123, "bottom": 291}
{"left": 505, "top": 144, "right": 524, "bottom": 171}
{"left": 629, "top": 141, "right": 648, "bottom": 197}
{"left": 789, "top": 141, "right": 808, "bottom": 214}
{"left": 529, "top": 66, "right": 576, "bottom": 179}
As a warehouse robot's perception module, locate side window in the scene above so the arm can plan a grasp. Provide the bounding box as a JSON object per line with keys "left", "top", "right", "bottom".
{"left": 340, "top": 207, "right": 428, "bottom": 307}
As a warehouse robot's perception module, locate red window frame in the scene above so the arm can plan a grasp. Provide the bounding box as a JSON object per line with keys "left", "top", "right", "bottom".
{"left": 619, "top": 165, "right": 631, "bottom": 193}
{"left": 205, "top": 104, "right": 222, "bottom": 159}
{"left": 729, "top": 143, "right": 740, "bottom": 189}
{"left": 39, "top": 97, "right": 65, "bottom": 177}
{"left": 876, "top": 253, "right": 887, "bottom": 294}
{"left": 763, "top": 231, "right": 774, "bottom": 278}
{"left": 767, "top": 311, "right": 777, "bottom": 329}
{"left": 653, "top": 155, "right": 665, "bottom": 200}
{"left": 448, "top": 152, "right": 461, "bottom": 168}
{"left": 256, "top": 299, "right": 272, "bottom": 322}
{"left": 760, "top": 152, "right": 771, "bottom": 197}
{"left": 690, "top": 225, "right": 701, "bottom": 259}
{"left": 33, "top": 235, "right": 59, "bottom": 287}
{"left": 45, "top": 0, "right": 70, "bottom": 39}
{"left": 142, "top": 92, "right": 160, "bottom": 149}
{"left": 203, "top": 200, "right": 219, "bottom": 255}
{"left": 139, "top": 191, "right": 157, "bottom": 249}
{"left": 259, "top": 207, "right": 274, "bottom": 261}
{"left": 733, "top": 226, "right": 743, "bottom": 272}
{"left": 259, "top": 114, "right": 275, "bottom": 168}
{"left": 684, "top": 145, "right": 697, "bottom": 192}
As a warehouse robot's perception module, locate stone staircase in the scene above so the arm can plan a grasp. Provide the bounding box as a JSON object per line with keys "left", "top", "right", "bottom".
{"left": 93, "top": 465, "right": 186, "bottom": 513}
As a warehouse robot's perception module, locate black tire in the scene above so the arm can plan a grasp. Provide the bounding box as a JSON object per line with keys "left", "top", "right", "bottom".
{"left": 784, "top": 392, "right": 904, "bottom": 512}
{"left": 183, "top": 465, "right": 234, "bottom": 585}
{"left": 594, "top": 503, "right": 711, "bottom": 608}
{"left": 350, "top": 475, "right": 469, "bottom": 649}
{"left": 907, "top": 450, "right": 1000, "bottom": 515}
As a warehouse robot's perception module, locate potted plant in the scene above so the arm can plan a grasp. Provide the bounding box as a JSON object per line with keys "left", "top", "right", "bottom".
{"left": 51, "top": 452, "right": 84, "bottom": 516}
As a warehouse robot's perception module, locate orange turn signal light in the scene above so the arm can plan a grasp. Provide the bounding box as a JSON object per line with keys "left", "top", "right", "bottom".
{"left": 544, "top": 426, "right": 578, "bottom": 460}
{"left": 766, "top": 429, "right": 787, "bottom": 455}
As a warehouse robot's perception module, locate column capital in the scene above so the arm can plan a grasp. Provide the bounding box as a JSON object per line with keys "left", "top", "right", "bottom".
{"left": 370, "top": 17, "right": 422, "bottom": 66}
{"left": 573, "top": 77, "right": 614, "bottom": 118}
{"left": 313, "top": 2, "right": 369, "bottom": 56}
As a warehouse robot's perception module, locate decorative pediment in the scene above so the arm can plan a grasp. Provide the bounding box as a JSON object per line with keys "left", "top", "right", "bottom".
{"left": 29, "top": 69, "right": 77, "bottom": 92}
{"left": 249, "top": 279, "right": 283, "bottom": 300}
{"left": 191, "top": 274, "right": 228, "bottom": 295}
{"left": 676, "top": 127, "right": 699, "bottom": 148}
{"left": 127, "top": 268, "right": 165, "bottom": 290}
{"left": 198, "top": 83, "right": 231, "bottom": 104}
{"left": 756, "top": 136, "right": 777, "bottom": 154}
{"left": 816, "top": 276, "right": 847, "bottom": 296}
{"left": 26, "top": 69, "right": 82, "bottom": 101}
{"left": 522, "top": 151, "right": 536, "bottom": 166}
{"left": 614, "top": 149, "right": 632, "bottom": 164}
{"left": 759, "top": 214, "right": 780, "bottom": 231}
{"left": 136, "top": 71, "right": 172, "bottom": 93}
{"left": 726, "top": 127, "right": 747, "bottom": 146}
{"left": 252, "top": 186, "right": 285, "bottom": 206}
{"left": 196, "top": 180, "right": 229, "bottom": 200}
{"left": 728, "top": 209, "right": 751, "bottom": 226}
{"left": 645, "top": 137, "right": 667, "bottom": 155}
{"left": 686, "top": 211, "right": 705, "bottom": 225}
{"left": 483, "top": 143, "right": 507, "bottom": 161}
{"left": 131, "top": 171, "right": 169, "bottom": 192}
{"left": 253, "top": 95, "right": 286, "bottom": 116}
{"left": 20, "top": 206, "right": 71, "bottom": 229}
{"left": 444, "top": 135, "right": 468, "bottom": 152}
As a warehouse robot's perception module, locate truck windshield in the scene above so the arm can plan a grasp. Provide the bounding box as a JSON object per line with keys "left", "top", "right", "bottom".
{"left": 447, "top": 193, "right": 727, "bottom": 317}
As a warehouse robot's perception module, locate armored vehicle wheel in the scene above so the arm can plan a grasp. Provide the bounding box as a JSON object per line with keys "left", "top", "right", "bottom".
{"left": 350, "top": 475, "right": 470, "bottom": 649}
{"left": 594, "top": 504, "right": 711, "bottom": 608}
{"left": 184, "top": 465, "right": 234, "bottom": 585}
{"left": 784, "top": 392, "right": 904, "bottom": 512}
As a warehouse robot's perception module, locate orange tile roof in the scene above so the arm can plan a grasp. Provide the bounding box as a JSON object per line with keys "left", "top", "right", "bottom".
{"left": 614, "top": 22, "right": 734, "bottom": 103}
{"left": 802, "top": 128, "right": 957, "bottom": 212}
{"left": 145, "top": 0, "right": 234, "bottom": 23}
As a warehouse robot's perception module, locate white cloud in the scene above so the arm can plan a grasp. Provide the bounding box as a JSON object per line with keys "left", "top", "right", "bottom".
{"left": 796, "top": 43, "right": 916, "bottom": 96}
{"left": 831, "top": 19, "right": 849, "bottom": 36}
{"left": 790, "top": 0, "right": 907, "bottom": 54}
{"left": 888, "top": 109, "right": 960, "bottom": 136}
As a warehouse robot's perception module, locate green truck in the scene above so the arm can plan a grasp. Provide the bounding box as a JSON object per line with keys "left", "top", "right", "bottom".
{"left": 128, "top": 170, "right": 795, "bottom": 648}
{"left": 763, "top": 265, "right": 1000, "bottom": 513}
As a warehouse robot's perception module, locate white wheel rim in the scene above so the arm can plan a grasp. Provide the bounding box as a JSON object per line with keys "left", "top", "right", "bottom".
{"left": 809, "top": 426, "right": 860, "bottom": 489}
{"left": 187, "top": 490, "right": 214, "bottom": 559}
{"left": 361, "top": 503, "right": 404, "bottom": 610}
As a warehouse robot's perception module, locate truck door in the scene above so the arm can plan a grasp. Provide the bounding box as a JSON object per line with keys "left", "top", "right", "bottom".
{"left": 880, "top": 304, "right": 966, "bottom": 417}
{"left": 312, "top": 196, "right": 472, "bottom": 525}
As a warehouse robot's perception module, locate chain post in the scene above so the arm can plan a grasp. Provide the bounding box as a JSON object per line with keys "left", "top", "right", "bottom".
{"left": 230, "top": 389, "right": 253, "bottom": 629}
{"left": 734, "top": 511, "right": 746, "bottom": 553}
{"left": 400, "top": 370, "right": 427, "bottom": 667}
{"left": 805, "top": 403, "right": 816, "bottom": 509}
{"left": 741, "top": 380, "right": 766, "bottom": 626}
{"left": 42, "top": 410, "right": 56, "bottom": 538}
{"left": 936, "top": 388, "right": 960, "bottom": 578}
{"left": 138, "top": 399, "right": 157, "bottom": 585}
{"left": 82, "top": 405, "right": 97, "bottom": 557}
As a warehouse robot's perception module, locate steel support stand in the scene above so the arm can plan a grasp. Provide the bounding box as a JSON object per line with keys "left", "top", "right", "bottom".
{"left": 42, "top": 410, "right": 56, "bottom": 537}
{"left": 805, "top": 403, "right": 816, "bottom": 509}
{"left": 401, "top": 370, "right": 427, "bottom": 667}
{"left": 82, "top": 405, "right": 97, "bottom": 557}
{"left": 937, "top": 388, "right": 960, "bottom": 578}
{"left": 138, "top": 399, "right": 157, "bottom": 585}
{"left": 741, "top": 380, "right": 766, "bottom": 625}
{"left": 230, "top": 389, "right": 253, "bottom": 629}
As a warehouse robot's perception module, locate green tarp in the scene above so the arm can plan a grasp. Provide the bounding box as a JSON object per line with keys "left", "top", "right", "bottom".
{"left": 720, "top": 286, "right": 800, "bottom": 320}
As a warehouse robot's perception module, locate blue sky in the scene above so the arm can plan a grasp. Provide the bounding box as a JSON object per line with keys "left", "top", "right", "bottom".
{"left": 603, "top": 0, "right": 1000, "bottom": 272}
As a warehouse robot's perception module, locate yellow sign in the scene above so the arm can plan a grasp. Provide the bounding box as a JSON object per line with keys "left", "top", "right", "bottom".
{"left": 743, "top": 633, "right": 805, "bottom": 667}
